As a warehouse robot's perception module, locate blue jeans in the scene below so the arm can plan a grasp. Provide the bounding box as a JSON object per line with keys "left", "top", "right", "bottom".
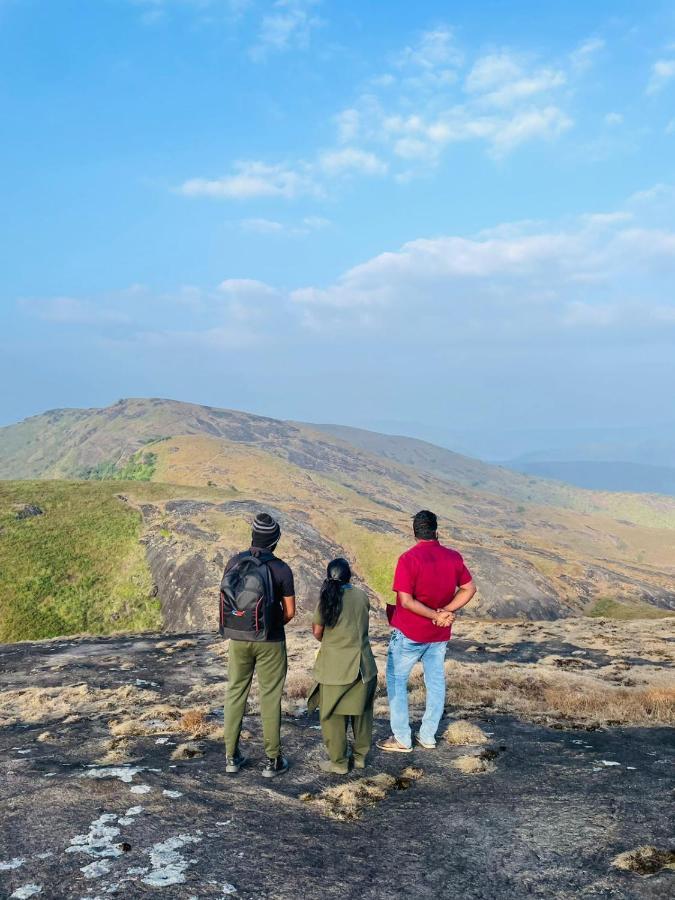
{"left": 386, "top": 629, "right": 448, "bottom": 748}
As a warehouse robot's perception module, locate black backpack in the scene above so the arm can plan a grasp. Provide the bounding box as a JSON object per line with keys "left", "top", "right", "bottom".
{"left": 219, "top": 551, "right": 276, "bottom": 641}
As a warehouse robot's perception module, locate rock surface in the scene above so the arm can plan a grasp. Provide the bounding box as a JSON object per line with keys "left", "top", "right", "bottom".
{"left": 1, "top": 631, "right": 673, "bottom": 899}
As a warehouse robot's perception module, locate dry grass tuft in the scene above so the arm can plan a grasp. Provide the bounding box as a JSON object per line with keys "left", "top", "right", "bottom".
{"left": 172, "top": 639, "right": 196, "bottom": 650}
{"left": 443, "top": 660, "right": 675, "bottom": 728}
{"left": 541, "top": 685, "right": 674, "bottom": 725}
{"left": 0, "top": 684, "right": 159, "bottom": 728}
{"left": 443, "top": 720, "right": 489, "bottom": 746}
{"left": 398, "top": 766, "right": 424, "bottom": 786}
{"left": 186, "top": 681, "right": 226, "bottom": 705}
{"left": 171, "top": 741, "right": 205, "bottom": 760}
{"left": 178, "top": 709, "right": 209, "bottom": 736}
{"left": 175, "top": 708, "right": 222, "bottom": 740}
{"left": 611, "top": 846, "right": 675, "bottom": 876}
{"left": 108, "top": 702, "right": 186, "bottom": 737}
{"left": 208, "top": 641, "right": 228, "bottom": 660}
{"left": 156, "top": 638, "right": 197, "bottom": 654}
{"left": 302, "top": 768, "right": 423, "bottom": 820}
{"left": 538, "top": 655, "right": 594, "bottom": 670}
{"left": 97, "top": 736, "right": 136, "bottom": 765}
{"left": 36, "top": 731, "right": 53, "bottom": 743}
{"left": 284, "top": 673, "right": 314, "bottom": 701}
{"left": 451, "top": 754, "right": 495, "bottom": 775}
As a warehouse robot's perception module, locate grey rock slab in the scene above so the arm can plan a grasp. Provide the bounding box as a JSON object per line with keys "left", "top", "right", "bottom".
{"left": 0, "top": 633, "right": 673, "bottom": 899}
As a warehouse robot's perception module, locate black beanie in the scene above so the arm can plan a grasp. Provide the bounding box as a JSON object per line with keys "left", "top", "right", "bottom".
{"left": 251, "top": 512, "right": 281, "bottom": 550}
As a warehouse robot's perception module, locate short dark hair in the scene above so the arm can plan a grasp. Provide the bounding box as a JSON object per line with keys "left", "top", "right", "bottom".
{"left": 413, "top": 509, "right": 438, "bottom": 540}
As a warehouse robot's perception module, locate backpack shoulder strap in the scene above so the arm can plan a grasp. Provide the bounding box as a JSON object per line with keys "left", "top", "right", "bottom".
{"left": 246, "top": 550, "right": 275, "bottom": 566}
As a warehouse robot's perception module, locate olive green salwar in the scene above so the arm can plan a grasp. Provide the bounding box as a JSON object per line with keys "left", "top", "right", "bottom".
{"left": 309, "top": 585, "right": 377, "bottom": 769}
{"left": 308, "top": 676, "right": 376, "bottom": 769}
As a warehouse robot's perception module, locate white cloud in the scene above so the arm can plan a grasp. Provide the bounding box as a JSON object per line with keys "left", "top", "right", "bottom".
{"left": 647, "top": 59, "right": 675, "bottom": 95}
{"left": 569, "top": 37, "right": 605, "bottom": 72}
{"left": 376, "top": 102, "right": 571, "bottom": 161}
{"left": 581, "top": 211, "right": 633, "bottom": 227}
{"left": 335, "top": 108, "right": 360, "bottom": 144}
{"left": 250, "top": 0, "right": 322, "bottom": 61}
{"left": 318, "top": 147, "right": 387, "bottom": 175}
{"left": 666, "top": 118, "right": 675, "bottom": 135}
{"left": 326, "top": 37, "right": 576, "bottom": 175}
{"left": 180, "top": 160, "right": 318, "bottom": 199}
{"left": 130, "top": 0, "right": 251, "bottom": 25}
{"left": 240, "top": 217, "right": 285, "bottom": 234}
{"left": 290, "top": 190, "right": 675, "bottom": 341}
{"left": 180, "top": 147, "right": 386, "bottom": 203}
{"left": 217, "top": 278, "right": 279, "bottom": 299}
{"left": 604, "top": 112, "right": 623, "bottom": 126}
{"left": 397, "top": 27, "right": 463, "bottom": 71}
{"left": 465, "top": 52, "right": 566, "bottom": 107}
{"left": 180, "top": 28, "right": 592, "bottom": 201}
{"left": 394, "top": 27, "right": 463, "bottom": 89}
{"left": 179, "top": 147, "right": 387, "bottom": 202}
{"left": 488, "top": 106, "right": 572, "bottom": 155}
{"left": 21, "top": 186, "right": 675, "bottom": 353}
{"left": 239, "top": 215, "right": 330, "bottom": 235}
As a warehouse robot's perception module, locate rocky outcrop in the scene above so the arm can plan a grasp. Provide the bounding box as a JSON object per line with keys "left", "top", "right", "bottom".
{"left": 141, "top": 499, "right": 353, "bottom": 632}
{"left": 0, "top": 629, "right": 673, "bottom": 899}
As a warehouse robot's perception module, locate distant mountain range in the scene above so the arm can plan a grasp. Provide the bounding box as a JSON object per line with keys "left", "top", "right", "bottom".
{"left": 506, "top": 460, "right": 675, "bottom": 497}
{"left": 1, "top": 398, "right": 674, "bottom": 641}
{"left": 446, "top": 423, "right": 675, "bottom": 468}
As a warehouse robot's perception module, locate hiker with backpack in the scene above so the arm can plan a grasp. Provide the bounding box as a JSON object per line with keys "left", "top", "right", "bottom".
{"left": 220, "top": 512, "right": 295, "bottom": 778}
{"left": 307, "top": 558, "right": 378, "bottom": 774}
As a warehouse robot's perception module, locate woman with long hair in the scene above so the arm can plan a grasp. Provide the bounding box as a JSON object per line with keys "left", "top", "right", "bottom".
{"left": 307, "top": 558, "right": 377, "bottom": 774}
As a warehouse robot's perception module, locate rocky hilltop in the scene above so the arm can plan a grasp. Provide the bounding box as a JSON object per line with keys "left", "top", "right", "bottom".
{"left": 1, "top": 619, "right": 673, "bottom": 899}
{"left": 1, "top": 398, "right": 675, "bottom": 642}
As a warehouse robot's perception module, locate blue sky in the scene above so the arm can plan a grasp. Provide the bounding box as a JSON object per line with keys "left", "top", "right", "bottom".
{"left": 1, "top": 0, "right": 674, "bottom": 456}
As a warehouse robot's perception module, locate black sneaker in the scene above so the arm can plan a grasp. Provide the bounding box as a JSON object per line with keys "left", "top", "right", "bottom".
{"left": 225, "top": 752, "right": 246, "bottom": 774}
{"left": 262, "top": 755, "right": 289, "bottom": 778}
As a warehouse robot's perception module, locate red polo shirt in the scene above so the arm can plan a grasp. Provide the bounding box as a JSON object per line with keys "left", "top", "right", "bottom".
{"left": 391, "top": 540, "right": 472, "bottom": 643}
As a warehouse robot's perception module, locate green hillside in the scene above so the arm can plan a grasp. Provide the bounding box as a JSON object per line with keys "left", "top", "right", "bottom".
{"left": 1, "top": 400, "right": 674, "bottom": 642}
{"left": 2, "top": 398, "right": 674, "bottom": 530}
{"left": 0, "top": 481, "right": 162, "bottom": 642}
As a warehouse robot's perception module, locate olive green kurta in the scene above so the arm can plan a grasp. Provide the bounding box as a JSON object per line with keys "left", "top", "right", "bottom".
{"left": 307, "top": 585, "right": 377, "bottom": 769}
{"left": 311, "top": 584, "right": 377, "bottom": 685}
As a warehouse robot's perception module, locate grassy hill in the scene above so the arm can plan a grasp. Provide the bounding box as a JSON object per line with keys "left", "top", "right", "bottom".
{"left": 0, "top": 481, "right": 161, "bottom": 642}
{"left": 1, "top": 399, "right": 674, "bottom": 641}
{"left": 311, "top": 422, "right": 675, "bottom": 528}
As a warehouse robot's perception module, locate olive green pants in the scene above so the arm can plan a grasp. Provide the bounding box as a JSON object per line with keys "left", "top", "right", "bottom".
{"left": 224, "top": 640, "right": 287, "bottom": 759}
{"left": 320, "top": 707, "right": 374, "bottom": 768}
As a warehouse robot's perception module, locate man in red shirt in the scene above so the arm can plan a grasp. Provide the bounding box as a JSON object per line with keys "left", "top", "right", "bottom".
{"left": 377, "top": 510, "right": 476, "bottom": 752}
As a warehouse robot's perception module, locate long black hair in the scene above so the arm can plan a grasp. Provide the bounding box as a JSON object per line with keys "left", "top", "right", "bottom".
{"left": 319, "top": 558, "right": 351, "bottom": 628}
